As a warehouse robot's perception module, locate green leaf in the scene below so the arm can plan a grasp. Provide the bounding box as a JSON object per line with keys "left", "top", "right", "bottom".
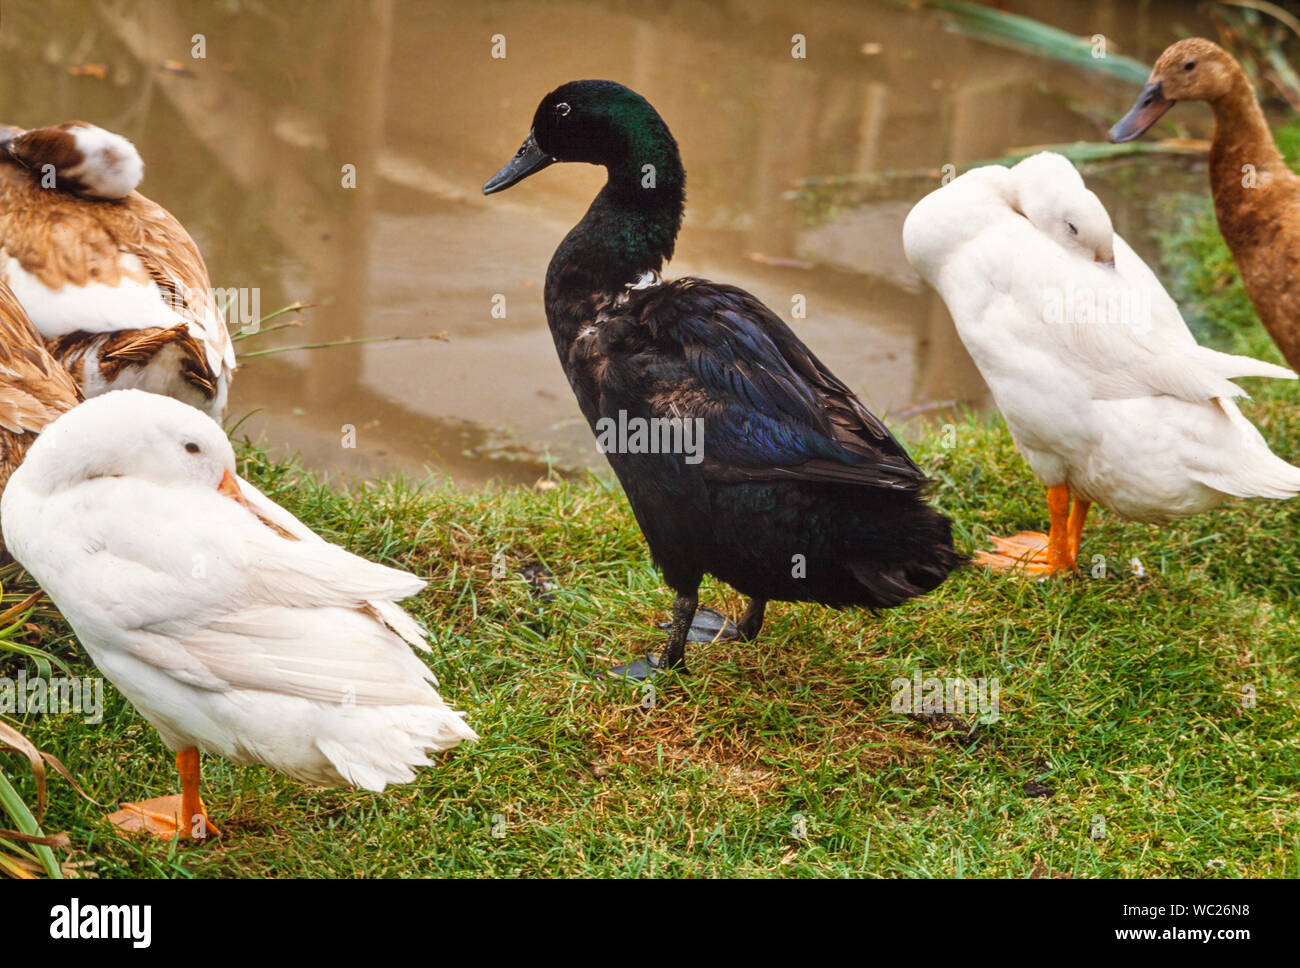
{"left": 921, "top": 0, "right": 1151, "bottom": 84}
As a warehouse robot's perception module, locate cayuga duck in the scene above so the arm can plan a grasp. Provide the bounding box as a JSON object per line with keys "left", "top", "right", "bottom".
{"left": 1, "top": 390, "right": 476, "bottom": 839}
{"left": 1109, "top": 38, "right": 1300, "bottom": 374}
{"left": 0, "top": 277, "right": 80, "bottom": 556}
{"left": 903, "top": 151, "right": 1300, "bottom": 575}
{"left": 484, "top": 80, "right": 964, "bottom": 679}
{"left": 0, "top": 122, "right": 235, "bottom": 420}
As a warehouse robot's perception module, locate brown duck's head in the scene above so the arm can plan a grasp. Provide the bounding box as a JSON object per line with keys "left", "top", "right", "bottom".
{"left": 1108, "top": 38, "right": 1242, "bottom": 143}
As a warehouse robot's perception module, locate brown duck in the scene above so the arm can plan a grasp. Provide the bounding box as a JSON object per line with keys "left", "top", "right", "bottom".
{"left": 0, "top": 122, "right": 235, "bottom": 419}
{"left": 1110, "top": 38, "right": 1300, "bottom": 371}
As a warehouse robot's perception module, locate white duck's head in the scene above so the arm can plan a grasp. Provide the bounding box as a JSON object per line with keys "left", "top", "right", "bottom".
{"left": 17, "top": 389, "right": 239, "bottom": 497}
{"left": 1010, "top": 152, "right": 1116, "bottom": 268}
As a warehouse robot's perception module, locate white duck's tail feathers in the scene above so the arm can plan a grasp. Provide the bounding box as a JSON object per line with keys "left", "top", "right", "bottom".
{"left": 315, "top": 704, "right": 478, "bottom": 792}
{"left": 1198, "top": 348, "right": 1296, "bottom": 385}
{"left": 1194, "top": 455, "right": 1300, "bottom": 500}
{"left": 1192, "top": 399, "right": 1300, "bottom": 500}
{"left": 366, "top": 599, "right": 431, "bottom": 654}
{"left": 1141, "top": 348, "right": 1294, "bottom": 404}
{"left": 3, "top": 121, "right": 144, "bottom": 200}
{"left": 1138, "top": 352, "right": 1249, "bottom": 402}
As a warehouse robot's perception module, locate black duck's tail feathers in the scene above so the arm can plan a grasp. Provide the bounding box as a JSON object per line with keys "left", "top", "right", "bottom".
{"left": 846, "top": 502, "right": 966, "bottom": 608}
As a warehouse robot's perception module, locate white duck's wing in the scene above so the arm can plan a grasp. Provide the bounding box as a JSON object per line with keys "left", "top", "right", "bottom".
{"left": 1111, "top": 233, "right": 1295, "bottom": 387}
{"left": 1111, "top": 234, "right": 1196, "bottom": 348}
{"left": 958, "top": 221, "right": 1289, "bottom": 402}
{"left": 142, "top": 606, "right": 440, "bottom": 706}
{"left": 231, "top": 477, "right": 431, "bottom": 651}
{"left": 29, "top": 476, "right": 437, "bottom": 704}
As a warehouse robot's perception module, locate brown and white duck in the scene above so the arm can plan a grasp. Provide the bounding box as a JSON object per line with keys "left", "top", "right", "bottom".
{"left": 0, "top": 275, "right": 80, "bottom": 555}
{"left": 1110, "top": 38, "right": 1300, "bottom": 372}
{"left": 0, "top": 122, "right": 235, "bottom": 420}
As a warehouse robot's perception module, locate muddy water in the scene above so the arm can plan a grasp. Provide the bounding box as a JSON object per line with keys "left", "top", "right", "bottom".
{"left": 1, "top": 0, "right": 1221, "bottom": 485}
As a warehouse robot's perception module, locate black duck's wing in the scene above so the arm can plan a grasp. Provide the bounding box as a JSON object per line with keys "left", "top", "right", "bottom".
{"left": 635, "top": 280, "right": 927, "bottom": 489}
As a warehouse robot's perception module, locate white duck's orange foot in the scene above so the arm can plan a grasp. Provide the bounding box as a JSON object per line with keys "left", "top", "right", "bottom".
{"left": 107, "top": 795, "right": 220, "bottom": 841}
{"left": 975, "top": 532, "right": 1075, "bottom": 576}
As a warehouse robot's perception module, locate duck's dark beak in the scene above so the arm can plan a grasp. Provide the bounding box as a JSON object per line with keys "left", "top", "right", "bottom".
{"left": 483, "top": 130, "right": 555, "bottom": 194}
{"left": 1107, "top": 80, "right": 1174, "bottom": 143}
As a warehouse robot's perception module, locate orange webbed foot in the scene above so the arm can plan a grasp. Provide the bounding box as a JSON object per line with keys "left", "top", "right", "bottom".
{"left": 107, "top": 748, "right": 217, "bottom": 840}
{"left": 977, "top": 484, "right": 1081, "bottom": 578}
{"left": 108, "top": 794, "right": 219, "bottom": 840}
{"left": 975, "top": 531, "right": 1076, "bottom": 576}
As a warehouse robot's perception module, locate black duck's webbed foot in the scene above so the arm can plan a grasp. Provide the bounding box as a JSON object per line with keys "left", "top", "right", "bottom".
{"left": 606, "top": 653, "right": 664, "bottom": 681}
{"left": 738, "top": 598, "right": 766, "bottom": 641}
{"left": 609, "top": 591, "right": 699, "bottom": 680}
{"left": 609, "top": 593, "right": 738, "bottom": 681}
{"left": 655, "top": 605, "right": 741, "bottom": 644}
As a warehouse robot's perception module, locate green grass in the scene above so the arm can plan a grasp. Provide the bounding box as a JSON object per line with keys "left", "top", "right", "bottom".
{"left": 5, "top": 390, "right": 1300, "bottom": 877}
{"left": 6, "top": 138, "right": 1300, "bottom": 878}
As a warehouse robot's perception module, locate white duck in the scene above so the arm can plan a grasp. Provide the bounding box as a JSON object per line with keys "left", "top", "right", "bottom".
{"left": 0, "top": 122, "right": 235, "bottom": 420}
{"left": 0, "top": 390, "right": 476, "bottom": 839}
{"left": 903, "top": 151, "right": 1300, "bottom": 575}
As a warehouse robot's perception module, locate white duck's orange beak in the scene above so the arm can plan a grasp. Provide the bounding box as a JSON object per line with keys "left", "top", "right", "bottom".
{"left": 217, "top": 469, "right": 250, "bottom": 508}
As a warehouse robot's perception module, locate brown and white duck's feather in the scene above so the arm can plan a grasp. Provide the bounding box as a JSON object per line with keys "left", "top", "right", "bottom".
{"left": 0, "top": 278, "right": 80, "bottom": 551}
{"left": 0, "top": 122, "right": 234, "bottom": 419}
{"left": 0, "top": 121, "right": 144, "bottom": 201}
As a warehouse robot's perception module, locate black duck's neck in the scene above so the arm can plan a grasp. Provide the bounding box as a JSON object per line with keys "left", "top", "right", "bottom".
{"left": 545, "top": 139, "right": 685, "bottom": 309}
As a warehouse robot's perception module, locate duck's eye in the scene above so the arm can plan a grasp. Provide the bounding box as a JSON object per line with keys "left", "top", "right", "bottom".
{"left": 555, "top": 102, "right": 571, "bottom": 117}
{"left": 1184, "top": 61, "right": 1196, "bottom": 71}
{"left": 184, "top": 442, "right": 200, "bottom": 454}
{"left": 1067, "top": 222, "right": 1078, "bottom": 236}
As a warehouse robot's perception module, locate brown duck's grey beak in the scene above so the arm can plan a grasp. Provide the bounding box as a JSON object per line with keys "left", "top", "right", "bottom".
{"left": 1108, "top": 80, "right": 1174, "bottom": 143}
{"left": 483, "top": 131, "right": 555, "bottom": 194}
